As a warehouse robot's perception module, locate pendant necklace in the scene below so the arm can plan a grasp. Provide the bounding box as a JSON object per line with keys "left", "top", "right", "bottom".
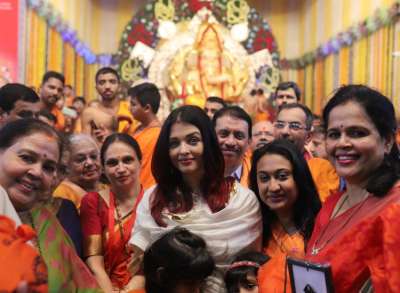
{"left": 311, "top": 192, "right": 369, "bottom": 255}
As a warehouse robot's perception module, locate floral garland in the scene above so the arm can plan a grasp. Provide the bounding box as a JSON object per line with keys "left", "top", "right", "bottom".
{"left": 26, "top": 0, "right": 112, "bottom": 66}
{"left": 281, "top": 2, "right": 400, "bottom": 70}
{"left": 115, "top": 0, "right": 280, "bottom": 89}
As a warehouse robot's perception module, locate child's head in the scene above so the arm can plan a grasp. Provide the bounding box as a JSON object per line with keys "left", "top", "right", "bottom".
{"left": 225, "top": 252, "right": 269, "bottom": 293}
{"left": 143, "top": 227, "right": 215, "bottom": 293}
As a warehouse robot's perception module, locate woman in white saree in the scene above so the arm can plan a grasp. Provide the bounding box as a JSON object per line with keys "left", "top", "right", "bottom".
{"left": 129, "top": 105, "right": 261, "bottom": 293}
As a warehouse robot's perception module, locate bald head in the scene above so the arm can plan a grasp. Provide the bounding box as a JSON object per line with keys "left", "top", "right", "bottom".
{"left": 251, "top": 121, "right": 274, "bottom": 151}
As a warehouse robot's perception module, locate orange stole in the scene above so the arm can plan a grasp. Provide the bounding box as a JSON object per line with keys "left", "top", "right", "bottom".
{"left": 239, "top": 150, "right": 252, "bottom": 187}
{"left": 118, "top": 100, "right": 138, "bottom": 134}
{"left": 53, "top": 180, "right": 88, "bottom": 209}
{"left": 307, "top": 157, "right": 339, "bottom": 202}
{"left": 51, "top": 106, "right": 65, "bottom": 131}
{"left": 0, "top": 216, "right": 48, "bottom": 292}
{"left": 133, "top": 126, "right": 161, "bottom": 189}
{"left": 259, "top": 224, "right": 305, "bottom": 293}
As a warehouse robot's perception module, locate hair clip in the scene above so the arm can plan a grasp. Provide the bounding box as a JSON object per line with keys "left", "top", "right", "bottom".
{"left": 228, "top": 261, "right": 260, "bottom": 271}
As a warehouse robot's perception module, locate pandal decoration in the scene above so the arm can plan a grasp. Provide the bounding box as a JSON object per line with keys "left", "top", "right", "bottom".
{"left": 115, "top": 0, "right": 280, "bottom": 113}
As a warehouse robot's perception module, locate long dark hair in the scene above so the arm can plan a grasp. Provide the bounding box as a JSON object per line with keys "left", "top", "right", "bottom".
{"left": 249, "top": 139, "right": 321, "bottom": 246}
{"left": 143, "top": 227, "right": 215, "bottom": 293}
{"left": 323, "top": 84, "right": 400, "bottom": 197}
{"left": 151, "top": 105, "right": 230, "bottom": 227}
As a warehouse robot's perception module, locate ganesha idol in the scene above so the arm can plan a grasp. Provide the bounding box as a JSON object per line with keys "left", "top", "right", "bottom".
{"left": 167, "top": 21, "right": 250, "bottom": 107}
{"left": 146, "top": 8, "right": 268, "bottom": 109}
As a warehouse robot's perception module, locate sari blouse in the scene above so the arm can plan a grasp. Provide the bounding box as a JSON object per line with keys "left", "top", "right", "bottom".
{"left": 305, "top": 185, "right": 400, "bottom": 292}
{"left": 259, "top": 223, "right": 305, "bottom": 293}
{"left": 80, "top": 189, "right": 144, "bottom": 289}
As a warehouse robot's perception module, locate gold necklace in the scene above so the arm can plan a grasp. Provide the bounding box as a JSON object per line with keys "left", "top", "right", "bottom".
{"left": 311, "top": 193, "right": 369, "bottom": 255}
{"left": 114, "top": 198, "right": 130, "bottom": 255}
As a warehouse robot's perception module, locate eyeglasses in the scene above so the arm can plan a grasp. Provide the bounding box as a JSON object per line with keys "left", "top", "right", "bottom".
{"left": 274, "top": 121, "right": 306, "bottom": 131}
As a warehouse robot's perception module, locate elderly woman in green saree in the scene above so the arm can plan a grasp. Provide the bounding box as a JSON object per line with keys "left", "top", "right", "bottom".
{"left": 0, "top": 118, "right": 101, "bottom": 292}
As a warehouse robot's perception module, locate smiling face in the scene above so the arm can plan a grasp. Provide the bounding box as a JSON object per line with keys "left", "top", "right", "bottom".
{"left": 68, "top": 139, "right": 101, "bottom": 188}
{"left": 215, "top": 115, "right": 250, "bottom": 175}
{"left": 104, "top": 141, "right": 141, "bottom": 189}
{"left": 169, "top": 122, "right": 204, "bottom": 181}
{"left": 0, "top": 132, "right": 59, "bottom": 211}
{"left": 256, "top": 153, "right": 298, "bottom": 215}
{"left": 275, "top": 108, "right": 310, "bottom": 152}
{"left": 326, "top": 101, "right": 392, "bottom": 185}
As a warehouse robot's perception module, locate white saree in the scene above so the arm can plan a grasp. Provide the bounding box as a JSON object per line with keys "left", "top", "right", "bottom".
{"left": 129, "top": 181, "right": 262, "bottom": 293}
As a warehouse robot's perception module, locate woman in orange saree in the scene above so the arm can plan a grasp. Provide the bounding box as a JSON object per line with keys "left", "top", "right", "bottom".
{"left": 249, "top": 139, "right": 321, "bottom": 293}
{"left": 305, "top": 85, "right": 400, "bottom": 292}
{"left": 81, "top": 133, "right": 145, "bottom": 292}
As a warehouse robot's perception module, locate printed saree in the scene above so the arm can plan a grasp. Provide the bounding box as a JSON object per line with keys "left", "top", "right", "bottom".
{"left": 30, "top": 206, "right": 101, "bottom": 292}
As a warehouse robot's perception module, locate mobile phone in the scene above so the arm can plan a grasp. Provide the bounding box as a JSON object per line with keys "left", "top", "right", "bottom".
{"left": 90, "top": 120, "right": 98, "bottom": 130}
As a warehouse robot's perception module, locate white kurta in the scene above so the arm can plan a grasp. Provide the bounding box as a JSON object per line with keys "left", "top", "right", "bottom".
{"left": 130, "top": 182, "right": 262, "bottom": 293}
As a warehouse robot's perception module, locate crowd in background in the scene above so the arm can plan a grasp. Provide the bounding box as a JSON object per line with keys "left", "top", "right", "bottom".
{"left": 0, "top": 67, "right": 399, "bottom": 293}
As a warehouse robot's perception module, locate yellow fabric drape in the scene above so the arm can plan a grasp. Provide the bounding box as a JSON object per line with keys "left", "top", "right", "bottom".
{"left": 47, "top": 28, "right": 63, "bottom": 72}
{"left": 24, "top": 9, "right": 100, "bottom": 100}
{"left": 281, "top": 21, "right": 398, "bottom": 113}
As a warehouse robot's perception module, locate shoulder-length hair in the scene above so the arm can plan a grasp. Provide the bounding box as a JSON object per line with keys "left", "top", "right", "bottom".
{"left": 323, "top": 84, "right": 400, "bottom": 197}
{"left": 249, "top": 139, "right": 321, "bottom": 247}
{"left": 151, "top": 105, "right": 230, "bottom": 227}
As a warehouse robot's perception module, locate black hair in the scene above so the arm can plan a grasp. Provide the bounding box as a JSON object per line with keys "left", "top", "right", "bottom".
{"left": 0, "top": 83, "right": 40, "bottom": 113}
{"left": 323, "top": 84, "right": 400, "bottom": 197}
{"left": 206, "top": 96, "right": 227, "bottom": 108}
{"left": 275, "top": 81, "right": 301, "bottom": 100}
{"left": 38, "top": 109, "right": 57, "bottom": 124}
{"left": 100, "top": 133, "right": 142, "bottom": 166}
{"left": 42, "top": 71, "right": 65, "bottom": 86}
{"left": 128, "top": 82, "right": 161, "bottom": 114}
{"left": 225, "top": 251, "right": 269, "bottom": 293}
{"left": 277, "top": 103, "right": 314, "bottom": 131}
{"left": 152, "top": 105, "right": 229, "bottom": 226}
{"left": 95, "top": 67, "right": 120, "bottom": 83}
{"left": 249, "top": 139, "right": 321, "bottom": 246}
{"left": 73, "top": 96, "right": 86, "bottom": 105}
{"left": 0, "top": 118, "right": 63, "bottom": 160}
{"left": 212, "top": 105, "right": 252, "bottom": 138}
{"left": 144, "top": 227, "right": 215, "bottom": 293}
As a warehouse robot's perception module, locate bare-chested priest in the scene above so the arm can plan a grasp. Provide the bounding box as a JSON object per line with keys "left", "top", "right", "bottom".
{"left": 81, "top": 67, "right": 135, "bottom": 144}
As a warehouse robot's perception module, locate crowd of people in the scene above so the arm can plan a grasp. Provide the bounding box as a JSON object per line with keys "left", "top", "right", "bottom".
{"left": 0, "top": 67, "right": 399, "bottom": 293}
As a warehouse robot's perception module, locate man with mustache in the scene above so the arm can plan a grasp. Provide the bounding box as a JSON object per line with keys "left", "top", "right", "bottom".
{"left": 39, "top": 71, "right": 65, "bottom": 131}
{"left": 213, "top": 106, "right": 252, "bottom": 186}
{"left": 274, "top": 103, "right": 340, "bottom": 201}
{"left": 81, "top": 67, "right": 136, "bottom": 144}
